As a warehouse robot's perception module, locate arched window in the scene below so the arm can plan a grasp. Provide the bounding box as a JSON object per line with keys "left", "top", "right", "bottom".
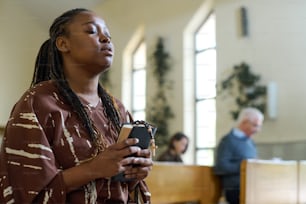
{"left": 194, "top": 12, "right": 216, "bottom": 166}
{"left": 131, "top": 41, "right": 146, "bottom": 120}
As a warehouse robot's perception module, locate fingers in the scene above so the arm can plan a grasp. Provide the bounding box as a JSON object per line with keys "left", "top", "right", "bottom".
{"left": 106, "top": 138, "right": 141, "bottom": 158}
{"left": 124, "top": 162, "right": 153, "bottom": 180}
{"left": 125, "top": 170, "right": 149, "bottom": 180}
{"left": 135, "top": 149, "right": 151, "bottom": 158}
{"left": 121, "top": 156, "right": 153, "bottom": 167}
{"left": 131, "top": 157, "right": 153, "bottom": 167}
{"left": 110, "top": 138, "right": 139, "bottom": 150}
{"left": 116, "top": 148, "right": 152, "bottom": 168}
{"left": 90, "top": 138, "right": 151, "bottom": 179}
{"left": 108, "top": 138, "right": 152, "bottom": 158}
{"left": 117, "top": 156, "right": 152, "bottom": 176}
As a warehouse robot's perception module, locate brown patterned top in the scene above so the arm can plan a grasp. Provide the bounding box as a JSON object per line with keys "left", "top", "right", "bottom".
{"left": 0, "top": 81, "right": 150, "bottom": 204}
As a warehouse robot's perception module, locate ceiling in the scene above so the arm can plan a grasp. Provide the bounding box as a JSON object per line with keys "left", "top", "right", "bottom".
{"left": 19, "top": 0, "right": 105, "bottom": 25}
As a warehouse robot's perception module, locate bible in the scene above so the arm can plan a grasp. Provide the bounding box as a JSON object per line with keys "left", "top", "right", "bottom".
{"left": 117, "top": 123, "right": 155, "bottom": 149}
{"left": 112, "top": 120, "right": 157, "bottom": 182}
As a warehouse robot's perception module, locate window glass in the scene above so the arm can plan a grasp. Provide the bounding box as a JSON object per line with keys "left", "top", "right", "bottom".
{"left": 131, "top": 41, "right": 146, "bottom": 121}
{"left": 196, "top": 149, "right": 214, "bottom": 166}
{"left": 132, "top": 70, "right": 146, "bottom": 110}
{"left": 133, "top": 42, "right": 146, "bottom": 70}
{"left": 195, "top": 49, "right": 216, "bottom": 99}
{"left": 194, "top": 12, "right": 216, "bottom": 166}
{"left": 195, "top": 13, "right": 216, "bottom": 51}
{"left": 196, "top": 99, "right": 216, "bottom": 148}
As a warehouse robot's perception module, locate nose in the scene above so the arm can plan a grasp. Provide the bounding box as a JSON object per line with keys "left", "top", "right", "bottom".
{"left": 99, "top": 33, "right": 111, "bottom": 43}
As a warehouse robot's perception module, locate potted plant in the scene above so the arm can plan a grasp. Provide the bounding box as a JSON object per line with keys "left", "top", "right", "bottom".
{"left": 219, "top": 62, "right": 266, "bottom": 119}
{"left": 147, "top": 37, "right": 174, "bottom": 148}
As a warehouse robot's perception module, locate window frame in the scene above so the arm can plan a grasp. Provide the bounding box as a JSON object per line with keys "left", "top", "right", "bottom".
{"left": 131, "top": 40, "right": 147, "bottom": 121}
{"left": 194, "top": 11, "right": 217, "bottom": 166}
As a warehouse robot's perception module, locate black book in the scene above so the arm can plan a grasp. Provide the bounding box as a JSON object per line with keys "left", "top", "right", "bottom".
{"left": 111, "top": 122, "right": 157, "bottom": 182}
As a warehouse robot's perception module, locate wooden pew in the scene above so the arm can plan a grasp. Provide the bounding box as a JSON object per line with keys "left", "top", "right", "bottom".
{"left": 145, "top": 162, "right": 221, "bottom": 204}
{"left": 298, "top": 160, "right": 306, "bottom": 204}
{"left": 240, "top": 159, "right": 298, "bottom": 204}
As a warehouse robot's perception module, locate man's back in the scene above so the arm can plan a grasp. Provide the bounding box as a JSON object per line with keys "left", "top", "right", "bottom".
{"left": 214, "top": 129, "right": 257, "bottom": 189}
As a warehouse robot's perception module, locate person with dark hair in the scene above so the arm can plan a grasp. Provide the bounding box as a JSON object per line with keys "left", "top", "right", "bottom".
{"left": 0, "top": 8, "right": 153, "bottom": 203}
{"left": 214, "top": 107, "right": 264, "bottom": 204}
{"left": 157, "top": 132, "right": 189, "bottom": 163}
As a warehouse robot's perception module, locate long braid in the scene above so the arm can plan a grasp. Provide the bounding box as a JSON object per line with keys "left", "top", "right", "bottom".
{"left": 31, "top": 8, "right": 121, "bottom": 144}
{"left": 31, "top": 39, "right": 52, "bottom": 87}
{"left": 98, "top": 84, "right": 121, "bottom": 133}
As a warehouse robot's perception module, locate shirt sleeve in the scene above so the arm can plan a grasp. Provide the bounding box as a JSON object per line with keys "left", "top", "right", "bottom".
{"left": 0, "top": 95, "right": 67, "bottom": 203}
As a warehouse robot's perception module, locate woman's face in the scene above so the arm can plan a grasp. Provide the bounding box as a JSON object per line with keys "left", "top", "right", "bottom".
{"left": 173, "top": 137, "right": 188, "bottom": 154}
{"left": 58, "top": 11, "right": 114, "bottom": 76}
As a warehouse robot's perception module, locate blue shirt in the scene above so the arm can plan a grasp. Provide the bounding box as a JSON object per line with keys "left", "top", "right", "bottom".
{"left": 214, "top": 128, "right": 257, "bottom": 189}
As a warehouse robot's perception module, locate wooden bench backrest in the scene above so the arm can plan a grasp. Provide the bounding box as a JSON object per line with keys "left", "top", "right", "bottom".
{"left": 298, "top": 160, "right": 306, "bottom": 204}
{"left": 145, "top": 162, "right": 221, "bottom": 204}
{"left": 240, "top": 159, "right": 298, "bottom": 204}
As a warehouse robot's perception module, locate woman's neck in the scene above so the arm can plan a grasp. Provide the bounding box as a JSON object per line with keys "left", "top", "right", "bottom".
{"left": 67, "top": 76, "right": 100, "bottom": 106}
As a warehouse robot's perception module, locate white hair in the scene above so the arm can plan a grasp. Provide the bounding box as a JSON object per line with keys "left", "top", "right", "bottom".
{"left": 236, "top": 107, "right": 264, "bottom": 125}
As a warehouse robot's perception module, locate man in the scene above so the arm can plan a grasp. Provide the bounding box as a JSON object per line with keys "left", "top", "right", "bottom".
{"left": 214, "top": 107, "right": 264, "bottom": 204}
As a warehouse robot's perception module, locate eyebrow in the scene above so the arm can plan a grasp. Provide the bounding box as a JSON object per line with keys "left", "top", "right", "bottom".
{"left": 81, "top": 21, "right": 96, "bottom": 26}
{"left": 81, "top": 21, "right": 108, "bottom": 31}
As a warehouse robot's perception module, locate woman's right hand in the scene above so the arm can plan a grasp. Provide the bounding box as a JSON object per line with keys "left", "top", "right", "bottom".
{"left": 88, "top": 138, "right": 141, "bottom": 179}
{"left": 63, "top": 138, "right": 143, "bottom": 192}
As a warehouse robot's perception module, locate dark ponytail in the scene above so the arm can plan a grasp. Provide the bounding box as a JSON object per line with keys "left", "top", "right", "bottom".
{"left": 31, "top": 39, "right": 52, "bottom": 87}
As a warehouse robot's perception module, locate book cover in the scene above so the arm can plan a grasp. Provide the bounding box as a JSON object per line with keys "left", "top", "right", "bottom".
{"left": 117, "top": 123, "right": 133, "bottom": 143}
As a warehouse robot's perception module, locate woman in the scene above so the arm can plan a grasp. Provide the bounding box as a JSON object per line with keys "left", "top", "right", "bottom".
{"left": 157, "top": 132, "right": 189, "bottom": 163}
{"left": 0, "top": 8, "right": 152, "bottom": 203}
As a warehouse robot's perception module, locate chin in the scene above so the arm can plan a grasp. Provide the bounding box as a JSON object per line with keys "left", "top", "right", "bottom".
{"left": 101, "top": 67, "right": 111, "bottom": 73}
{"left": 103, "top": 57, "right": 113, "bottom": 67}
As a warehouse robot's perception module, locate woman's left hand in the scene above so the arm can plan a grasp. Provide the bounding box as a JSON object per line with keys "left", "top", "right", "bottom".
{"left": 123, "top": 149, "right": 153, "bottom": 180}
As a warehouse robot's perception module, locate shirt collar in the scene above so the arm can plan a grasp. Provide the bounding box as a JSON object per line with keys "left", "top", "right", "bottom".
{"left": 232, "top": 128, "right": 247, "bottom": 138}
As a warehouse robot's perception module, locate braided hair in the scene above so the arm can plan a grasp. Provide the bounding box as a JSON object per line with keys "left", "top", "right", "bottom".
{"left": 31, "top": 8, "right": 121, "bottom": 144}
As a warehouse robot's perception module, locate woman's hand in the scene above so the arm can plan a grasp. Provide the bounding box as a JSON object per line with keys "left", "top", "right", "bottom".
{"left": 123, "top": 149, "right": 153, "bottom": 181}
{"left": 62, "top": 138, "right": 153, "bottom": 192}
{"left": 88, "top": 138, "right": 142, "bottom": 179}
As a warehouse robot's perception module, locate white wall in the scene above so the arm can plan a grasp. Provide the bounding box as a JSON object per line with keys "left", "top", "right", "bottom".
{"left": 215, "top": 0, "right": 306, "bottom": 144}
{"left": 0, "top": 1, "right": 46, "bottom": 126}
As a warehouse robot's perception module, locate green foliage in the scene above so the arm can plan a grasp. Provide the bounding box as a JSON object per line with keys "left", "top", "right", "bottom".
{"left": 220, "top": 62, "right": 266, "bottom": 119}
{"left": 147, "top": 37, "right": 174, "bottom": 148}
{"left": 152, "top": 38, "right": 171, "bottom": 86}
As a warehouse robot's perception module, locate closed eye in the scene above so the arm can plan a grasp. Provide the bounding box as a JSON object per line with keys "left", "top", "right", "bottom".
{"left": 86, "top": 29, "right": 97, "bottom": 34}
{"left": 84, "top": 24, "right": 98, "bottom": 34}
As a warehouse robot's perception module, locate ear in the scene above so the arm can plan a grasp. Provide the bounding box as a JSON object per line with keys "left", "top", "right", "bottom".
{"left": 56, "top": 36, "right": 70, "bottom": 52}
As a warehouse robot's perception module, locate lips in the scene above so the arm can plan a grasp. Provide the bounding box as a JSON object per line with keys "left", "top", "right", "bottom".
{"left": 101, "top": 46, "right": 113, "bottom": 56}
